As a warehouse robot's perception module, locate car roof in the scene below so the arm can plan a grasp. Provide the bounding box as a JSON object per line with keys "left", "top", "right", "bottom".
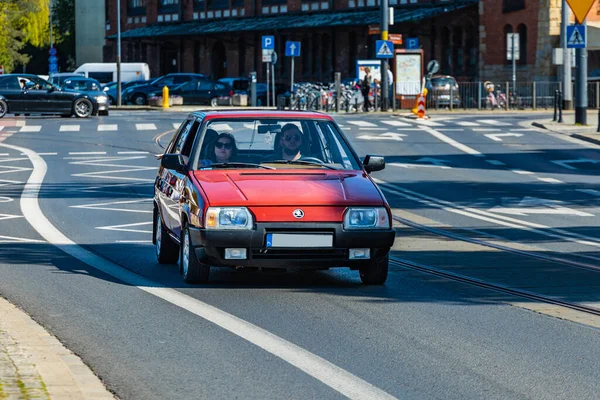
{"left": 188, "top": 110, "right": 334, "bottom": 120}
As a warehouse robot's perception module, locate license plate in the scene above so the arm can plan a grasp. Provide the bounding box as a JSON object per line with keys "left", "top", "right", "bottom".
{"left": 266, "top": 233, "right": 333, "bottom": 248}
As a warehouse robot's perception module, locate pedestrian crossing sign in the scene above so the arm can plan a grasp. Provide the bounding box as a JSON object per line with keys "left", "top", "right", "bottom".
{"left": 376, "top": 40, "right": 394, "bottom": 59}
{"left": 567, "top": 24, "right": 586, "bottom": 49}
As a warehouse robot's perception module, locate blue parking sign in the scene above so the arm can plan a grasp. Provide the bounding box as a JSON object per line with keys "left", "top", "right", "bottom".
{"left": 262, "top": 36, "right": 275, "bottom": 50}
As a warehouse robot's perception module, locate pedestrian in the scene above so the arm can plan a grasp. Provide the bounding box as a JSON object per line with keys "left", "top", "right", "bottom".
{"left": 386, "top": 64, "right": 393, "bottom": 108}
{"left": 361, "top": 67, "right": 372, "bottom": 112}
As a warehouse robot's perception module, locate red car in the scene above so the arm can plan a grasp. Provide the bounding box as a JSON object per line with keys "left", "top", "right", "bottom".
{"left": 153, "top": 110, "right": 395, "bottom": 284}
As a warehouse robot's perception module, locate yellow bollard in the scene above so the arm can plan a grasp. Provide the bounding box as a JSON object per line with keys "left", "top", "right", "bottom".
{"left": 162, "top": 86, "right": 169, "bottom": 109}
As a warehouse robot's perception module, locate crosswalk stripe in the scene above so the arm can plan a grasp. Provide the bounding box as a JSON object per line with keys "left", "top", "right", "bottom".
{"left": 346, "top": 120, "right": 378, "bottom": 127}
{"left": 172, "top": 123, "right": 181, "bottom": 130}
{"left": 478, "top": 119, "right": 512, "bottom": 126}
{"left": 456, "top": 121, "right": 480, "bottom": 126}
{"left": 0, "top": 127, "right": 4, "bottom": 132}
{"left": 381, "top": 120, "right": 411, "bottom": 127}
{"left": 473, "top": 128, "right": 502, "bottom": 132}
{"left": 20, "top": 126, "right": 42, "bottom": 132}
{"left": 136, "top": 123, "right": 157, "bottom": 130}
{"left": 411, "top": 119, "right": 443, "bottom": 127}
{"left": 98, "top": 124, "right": 118, "bottom": 131}
{"left": 59, "top": 125, "right": 80, "bottom": 132}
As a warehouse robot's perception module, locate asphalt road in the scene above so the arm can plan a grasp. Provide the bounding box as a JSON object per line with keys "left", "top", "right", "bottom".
{"left": 0, "top": 111, "right": 599, "bottom": 400}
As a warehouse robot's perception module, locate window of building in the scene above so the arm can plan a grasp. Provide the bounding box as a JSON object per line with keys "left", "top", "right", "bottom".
{"left": 128, "top": 0, "right": 146, "bottom": 16}
{"left": 503, "top": 0, "right": 525, "bottom": 13}
{"left": 193, "top": 0, "right": 205, "bottom": 10}
{"left": 159, "top": 0, "right": 179, "bottom": 13}
{"left": 518, "top": 24, "right": 527, "bottom": 64}
{"left": 207, "top": 0, "right": 228, "bottom": 10}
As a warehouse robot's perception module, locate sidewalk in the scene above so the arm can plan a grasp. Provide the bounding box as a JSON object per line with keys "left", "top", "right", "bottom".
{"left": 0, "top": 296, "right": 115, "bottom": 399}
{"left": 530, "top": 109, "right": 600, "bottom": 146}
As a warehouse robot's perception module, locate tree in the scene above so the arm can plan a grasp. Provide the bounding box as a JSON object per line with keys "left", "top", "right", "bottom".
{"left": 0, "top": 1, "right": 33, "bottom": 73}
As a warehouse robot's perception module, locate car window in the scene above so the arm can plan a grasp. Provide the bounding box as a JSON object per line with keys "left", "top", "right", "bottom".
{"left": 199, "top": 81, "right": 215, "bottom": 91}
{"left": 159, "top": 76, "right": 175, "bottom": 86}
{"left": 173, "top": 120, "right": 195, "bottom": 154}
{"left": 232, "top": 80, "right": 249, "bottom": 91}
{"left": 190, "top": 118, "right": 362, "bottom": 170}
{"left": 179, "top": 81, "right": 197, "bottom": 92}
{"left": 0, "top": 76, "right": 20, "bottom": 90}
{"left": 215, "top": 83, "right": 226, "bottom": 90}
{"left": 174, "top": 75, "right": 191, "bottom": 84}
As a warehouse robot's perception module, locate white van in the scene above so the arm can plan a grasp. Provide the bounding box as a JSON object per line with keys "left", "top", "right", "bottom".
{"left": 73, "top": 62, "right": 150, "bottom": 84}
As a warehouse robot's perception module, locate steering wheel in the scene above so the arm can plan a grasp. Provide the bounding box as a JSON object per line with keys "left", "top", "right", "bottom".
{"left": 299, "top": 157, "right": 325, "bottom": 164}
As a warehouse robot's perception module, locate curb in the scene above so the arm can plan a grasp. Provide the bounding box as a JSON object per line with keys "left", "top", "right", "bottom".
{"left": 531, "top": 121, "right": 600, "bottom": 146}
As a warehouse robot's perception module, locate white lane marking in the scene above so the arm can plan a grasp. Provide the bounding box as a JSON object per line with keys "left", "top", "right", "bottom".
{"left": 0, "top": 153, "right": 9, "bottom": 156}
{"left": 69, "top": 152, "right": 107, "bottom": 155}
{"left": 576, "top": 189, "right": 600, "bottom": 197}
{"left": 115, "top": 240, "right": 152, "bottom": 244}
{"left": 418, "top": 126, "right": 484, "bottom": 156}
{"left": 20, "top": 126, "right": 42, "bottom": 132}
{"left": 117, "top": 151, "right": 149, "bottom": 155}
{"left": 411, "top": 119, "right": 443, "bottom": 127}
{"left": 97, "top": 222, "right": 152, "bottom": 233}
{"left": 381, "top": 120, "right": 411, "bottom": 127}
{"left": 0, "top": 235, "right": 45, "bottom": 243}
{"left": 23, "top": 152, "right": 58, "bottom": 156}
{"left": 551, "top": 158, "right": 600, "bottom": 170}
{"left": 438, "top": 128, "right": 464, "bottom": 131}
{"left": 485, "top": 133, "right": 524, "bottom": 142}
{"left": 359, "top": 127, "right": 386, "bottom": 131}
{"left": 98, "top": 124, "right": 118, "bottom": 131}
{"left": 478, "top": 119, "right": 512, "bottom": 126}
{"left": 341, "top": 127, "right": 351, "bottom": 131}
{"left": 136, "top": 123, "right": 157, "bottom": 131}
{"left": 346, "top": 120, "right": 378, "bottom": 127}
{"left": 70, "top": 199, "right": 153, "bottom": 214}
{"left": 5, "top": 141, "right": 398, "bottom": 400}
{"left": 510, "top": 128, "right": 538, "bottom": 132}
{"left": 374, "top": 178, "right": 600, "bottom": 248}
{"left": 511, "top": 170, "right": 534, "bottom": 175}
{"left": 0, "top": 213, "right": 22, "bottom": 220}
{"left": 357, "top": 133, "right": 406, "bottom": 141}
{"left": 473, "top": 128, "right": 502, "bottom": 132}
{"left": 15, "top": 121, "right": 25, "bottom": 127}
{"left": 455, "top": 121, "right": 480, "bottom": 126}
{"left": 537, "top": 177, "right": 564, "bottom": 184}
{"left": 0, "top": 127, "right": 4, "bottom": 131}
{"left": 172, "top": 123, "right": 181, "bottom": 130}
{"left": 396, "top": 128, "right": 422, "bottom": 131}
{"left": 59, "top": 125, "right": 80, "bottom": 132}
{"left": 485, "top": 160, "right": 505, "bottom": 166}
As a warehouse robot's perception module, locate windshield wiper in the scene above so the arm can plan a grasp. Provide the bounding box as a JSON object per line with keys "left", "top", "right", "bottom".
{"left": 208, "top": 162, "right": 275, "bottom": 170}
{"left": 266, "top": 160, "right": 338, "bottom": 170}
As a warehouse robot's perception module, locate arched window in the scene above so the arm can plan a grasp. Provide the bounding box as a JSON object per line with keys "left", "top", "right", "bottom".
{"left": 504, "top": 24, "right": 513, "bottom": 65}
{"left": 518, "top": 24, "right": 527, "bottom": 65}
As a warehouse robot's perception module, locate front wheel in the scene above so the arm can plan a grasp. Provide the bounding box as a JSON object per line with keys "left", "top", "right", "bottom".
{"left": 132, "top": 94, "right": 146, "bottom": 106}
{"left": 359, "top": 254, "right": 389, "bottom": 285}
{"left": 73, "top": 98, "right": 93, "bottom": 118}
{"left": 180, "top": 224, "right": 210, "bottom": 284}
{"left": 0, "top": 99, "right": 7, "bottom": 118}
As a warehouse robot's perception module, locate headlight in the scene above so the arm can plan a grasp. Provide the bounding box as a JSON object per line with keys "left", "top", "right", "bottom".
{"left": 205, "top": 207, "right": 253, "bottom": 230}
{"left": 343, "top": 207, "right": 390, "bottom": 229}
{"left": 95, "top": 95, "right": 108, "bottom": 103}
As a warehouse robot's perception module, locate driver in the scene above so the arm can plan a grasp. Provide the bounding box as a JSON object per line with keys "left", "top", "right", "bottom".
{"left": 276, "top": 123, "right": 304, "bottom": 161}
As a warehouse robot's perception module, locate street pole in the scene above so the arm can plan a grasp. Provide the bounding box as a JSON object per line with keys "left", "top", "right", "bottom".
{"left": 380, "top": 0, "right": 389, "bottom": 111}
{"left": 271, "top": 60, "right": 275, "bottom": 107}
{"left": 266, "top": 62, "right": 270, "bottom": 107}
{"left": 562, "top": 0, "right": 572, "bottom": 110}
{"left": 575, "top": 19, "right": 587, "bottom": 125}
{"left": 290, "top": 56, "right": 294, "bottom": 98}
{"left": 116, "top": 0, "right": 122, "bottom": 106}
{"left": 49, "top": 0, "right": 53, "bottom": 49}
{"left": 512, "top": 33, "right": 516, "bottom": 101}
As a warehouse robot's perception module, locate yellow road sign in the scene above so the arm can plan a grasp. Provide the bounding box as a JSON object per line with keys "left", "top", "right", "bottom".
{"left": 566, "top": 0, "right": 595, "bottom": 24}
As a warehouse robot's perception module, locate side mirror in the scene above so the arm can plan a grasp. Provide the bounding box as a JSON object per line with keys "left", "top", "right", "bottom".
{"left": 363, "top": 155, "right": 385, "bottom": 173}
{"left": 161, "top": 154, "right": 187, "bottom": 173}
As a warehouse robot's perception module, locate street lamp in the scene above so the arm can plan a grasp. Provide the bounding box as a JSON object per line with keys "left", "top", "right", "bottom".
{"left": 117, "top": 0, "right": 122, "bottom": 106}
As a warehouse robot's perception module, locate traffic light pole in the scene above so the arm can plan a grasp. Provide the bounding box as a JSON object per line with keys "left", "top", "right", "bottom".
{"left": 575, "top": 19, "right": 587, "bottom": 125}
{"left": 380, "top": 0, "right": 389, "bottom": 111}
{"left": 117, "top": 0, "right": 122, "bottom": 107}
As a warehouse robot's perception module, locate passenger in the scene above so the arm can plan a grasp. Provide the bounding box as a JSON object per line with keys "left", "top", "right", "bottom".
{"left": 208, "top": 132, "right": 238, "bottom": 164}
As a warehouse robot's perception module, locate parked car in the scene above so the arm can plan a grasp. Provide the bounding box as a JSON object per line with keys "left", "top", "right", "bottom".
{"left": 218, "top": 77, "right": 250, "bottom": 94}
{"left": 102, "top": 80, "right": 151, "bottom": 104}
{"left": 153, "top": 110, "right": 395, "bottom": 284}
{"left": 47, "top": 72, "right": 85, "bottom": 87}
{"left": 61, "top": 77, "right": 109, "bottom": 116}
{"left": 425, "top": 75, "right": 461, "bottom": 108}
{"left": 0, "top": 74, "right": 101, "bottom": 118}
{"left": 123, "top": 73, "right": 206, "bottom": 105}
{"left": 149, "top": 79, "right": 233, "bottom": 107}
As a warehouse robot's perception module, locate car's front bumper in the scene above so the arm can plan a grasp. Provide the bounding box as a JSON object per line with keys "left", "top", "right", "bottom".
{"left": 189, "top": 222, "right": 395, "bottom": 269}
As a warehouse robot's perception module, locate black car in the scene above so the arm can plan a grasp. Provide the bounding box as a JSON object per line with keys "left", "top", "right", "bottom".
{"left": 0, "top": 74, "right": 100, "bottom": 118}
{"left": 62, "top": 77, "right": 110, "bottom": 116}
{"left": 150, "top": 79, "right": 232, "bottom": 106}
{"left": 123, "top": 73, "right": 206, "bottom": 105}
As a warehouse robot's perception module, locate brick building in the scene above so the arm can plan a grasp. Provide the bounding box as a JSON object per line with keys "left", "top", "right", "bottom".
{"left": 103, "top": 0, "right": 592, "bottom": 84}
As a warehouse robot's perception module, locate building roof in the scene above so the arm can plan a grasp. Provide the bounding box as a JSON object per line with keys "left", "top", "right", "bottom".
{"left": 108, "top": 1, "right": 478, "bottom": 40}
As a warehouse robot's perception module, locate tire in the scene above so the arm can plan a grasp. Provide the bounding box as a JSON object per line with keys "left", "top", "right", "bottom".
{"left": 359, "top": 253, "right": 389, "bottom": 285}
{"left": 210, "top": 97, "right": 218, "bottom": 107}
{"left": 132, "top": 94, "right": 146, "bottom": 106}
{"left": 99, "top": 110, "right": 109, "bottom": 116}
{"left": 180, "top": 224, "right": 210, "bottom": 284}
{"left": 155, "top": 210, "right": 179, "bottom": 264}
{"left": 0, "top": 99, "right": 7, "bottom": 118}
{"left": 73, "top": 98, "right": 93, "bottom": 118}
{"left": 60, "top": 113, "right": 71, "bottom": 118}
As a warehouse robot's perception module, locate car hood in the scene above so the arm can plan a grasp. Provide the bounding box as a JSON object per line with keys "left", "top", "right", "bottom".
{"left": 192, "top": 170, "right": 384, "bottom": 206}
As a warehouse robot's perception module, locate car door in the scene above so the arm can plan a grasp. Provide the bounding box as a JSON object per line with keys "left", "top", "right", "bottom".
{"left": 0, "top": 76, "right": 27, "bottom": 113}
{"left": 17, "top": 76, "right": 49, "bottom": 112}
{"left": 198, "top": 81, "right": 216, "bottom": 104}
{"left": 175, "top": 81, "right": 201, "bottom": 105}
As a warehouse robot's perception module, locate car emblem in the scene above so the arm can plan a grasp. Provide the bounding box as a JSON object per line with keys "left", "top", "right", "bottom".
{"left": 293, "top": 209, "right": 304, "bottom": 219}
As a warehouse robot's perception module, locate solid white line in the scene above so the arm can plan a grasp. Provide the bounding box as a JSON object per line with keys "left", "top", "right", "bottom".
{"left": 0, "top": 234, "right": 45, "bottom": 243}
{"left": 438, "top": 128, "right": 464, "bottom": 131}
{"left": 5, "top": 141, "right": 397, "bottom": 400}
{"left": 511, "top": 169, "right": 534, "bottom": 175}
{"left": 359, "top": 127, "right": 386, "bottom": 130}
{"left": 380, "top": 120, "right": 411, "bottom": 127}
{"left": 455, "top": 121, "right": 479, "bottom": 126}
{"left": 117, "top": 151, "right": 149, "bottom": 155}
{"left": 472, "top": 128, "right": 502, "bottom": 132}
{"left": 24, "top": 152, "right": 58, "bottom": 156}
{"left": 485, "top": 160, "right": 505, "bottom": 166}
{"left": 69, "top": 152, "right": 107, "bottom": 155}
{"left": 0, "top": 153, "right": 9, "bottom": 156}
{"left": 478, "top": 119, "right": 512, "bottom": 126}
{"left": 418, "top": 126, "right": 484, "bottom": 156}
{"left": 537, "top": 177, "right": 564, "bottom": 184}
{"left": 115, "top": 240, "right": 152, "bottom": 244}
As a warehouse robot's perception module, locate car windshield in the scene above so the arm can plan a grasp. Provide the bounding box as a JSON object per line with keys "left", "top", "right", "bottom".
{"left": 191, "top": 118, "right": 361, "bottom": 171}
{"left": 430, "top": 78, "right": 458, "bottom": 87}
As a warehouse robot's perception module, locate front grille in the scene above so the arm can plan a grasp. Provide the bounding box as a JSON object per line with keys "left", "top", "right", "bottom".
{"left": 251, "top": 248, "right": 347, "bottom": 260}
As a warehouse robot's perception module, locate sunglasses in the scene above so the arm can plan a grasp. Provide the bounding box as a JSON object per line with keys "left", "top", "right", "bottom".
{"left": 283, "top": 134, "right": 300, "bottom": 142}
{"left": 215, "top": 141, "right": 233, "bottom": 150}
